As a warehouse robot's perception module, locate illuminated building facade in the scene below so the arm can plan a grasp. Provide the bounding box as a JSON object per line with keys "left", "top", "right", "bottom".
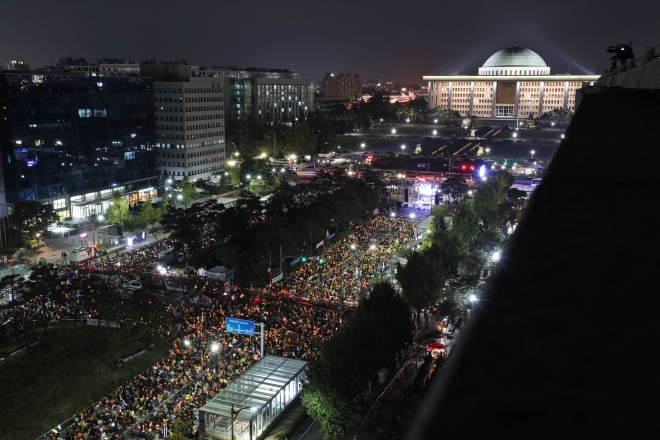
{"left": 425, "top": 47, "right": 600, "bottom": 118}
{"left": 323, "top": 72, "right": 362, "bottom": 99}
{"left": 0, "top": 72, "right": 157, "bottom": 218}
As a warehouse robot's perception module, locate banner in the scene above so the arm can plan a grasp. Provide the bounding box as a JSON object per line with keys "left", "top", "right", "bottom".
{"left": 117, "top": 344, "right": 154, "bottom": 367}
{"left": 325, "top": 232, "right": 336, "bottom": 240}
{"left": 290, "top": 257, "right": 300, "bottom": 266}
{"left": 87, "top": 318, "right": 120, "bottom": 328}
{"left": 316, "top": 240, "right": 324, "bottom": 249}
{"left": 272, "top": 273, "right": 283, "bottom": 283}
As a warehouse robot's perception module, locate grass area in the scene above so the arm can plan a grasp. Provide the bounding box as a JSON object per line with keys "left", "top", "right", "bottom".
{"left": 0, "top": 322, "right": 170, "bottom": 440}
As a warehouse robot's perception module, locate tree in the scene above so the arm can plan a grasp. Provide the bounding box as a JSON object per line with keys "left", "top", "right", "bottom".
{"left": 396, "top": 249, "right": 443, "bottom": 315}
{"left": 440, "top": 176, "right": 469, "bottom": 206}
{"left": 9, "top": 200, "right": 58, "bottom": 242}
{"left": 178, "top": 177, "right": 201, "bottom": 206}
{"left": 137, "top": 202, "right": 161, "bottom": 229}
{"left": 106, "top": 192, "right": 132, "bottom": 234}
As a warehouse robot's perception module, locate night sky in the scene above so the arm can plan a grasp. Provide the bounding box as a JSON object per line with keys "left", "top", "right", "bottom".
{"left": 1, "top": 0, "right": 658, "bottom": 85}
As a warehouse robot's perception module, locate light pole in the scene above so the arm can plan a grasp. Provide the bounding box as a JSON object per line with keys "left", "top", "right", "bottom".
{"left": 89, "top": 213, "right": 104, "bottom": 256}
{"left": 530, "top": 150, "right": 535, "bottom": 159}
{"left": 231, "top": 405, "right": 256, "bottom": 440}
{"left": 361, "top": 143, "right": 366, "bottom": 150}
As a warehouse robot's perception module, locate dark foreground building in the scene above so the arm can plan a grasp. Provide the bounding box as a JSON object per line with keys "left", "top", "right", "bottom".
{"left": 407, "top": 48, "right": 660, "bottom": 438}
{"left": 0, "top": 72, "right": 157, "bottom": 218}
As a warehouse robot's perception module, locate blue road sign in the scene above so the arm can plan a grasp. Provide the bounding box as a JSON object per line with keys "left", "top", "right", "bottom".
{"left": 226, "top": 318, "right": 255, "bottom": 336}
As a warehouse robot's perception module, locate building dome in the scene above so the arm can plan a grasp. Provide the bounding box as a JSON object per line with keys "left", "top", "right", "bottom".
{"left": 478, "top": 47, "right": 550, "bottom": 76}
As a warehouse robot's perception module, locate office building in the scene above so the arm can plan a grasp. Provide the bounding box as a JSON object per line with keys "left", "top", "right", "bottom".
{"left": 140, "top": 61, "right": 227, "bottom": 182}
{"left": 323, "top": 72, "right": 362, "bottom": 99}
{"left": 191, "top": 66, "right": 313, "bottom": 124}
{"left": 424, "top": 47, "right": 600, "bottom": 118}
{"left": 0, "top": 71, "right": 158, "bottom": 218}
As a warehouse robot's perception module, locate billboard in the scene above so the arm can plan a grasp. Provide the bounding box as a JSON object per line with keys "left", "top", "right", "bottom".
{"left": 226, "top": 318, "right": 255, "bottom": 336}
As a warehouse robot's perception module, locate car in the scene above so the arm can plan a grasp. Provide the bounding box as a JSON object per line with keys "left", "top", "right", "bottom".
{"left": 122, "top": 280, "right": 143, "bottom": 290}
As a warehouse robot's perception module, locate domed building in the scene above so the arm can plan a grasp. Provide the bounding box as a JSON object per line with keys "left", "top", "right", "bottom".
{"left": 424, "top": 47, "right": 599, "bottom": 118}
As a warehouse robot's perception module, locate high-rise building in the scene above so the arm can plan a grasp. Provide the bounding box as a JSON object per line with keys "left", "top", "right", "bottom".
{"left": 191, "top": 66, "right": 313, "bottom": 124}
{"left": 0, "top": 71, "right": 158, "bottom": 218}
{"left": 323, "top": 72, "right": 362, "bottom": 99}
{"left": 424, "top": 47, "right": 600, "bottom": 118}
{"left": 139, "top": 62, "right": 226, "bottom": 183}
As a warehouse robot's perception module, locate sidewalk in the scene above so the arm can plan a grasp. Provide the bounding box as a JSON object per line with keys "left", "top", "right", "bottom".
{"left": 23, "top": 231, "right": 170, "bottom": 265}
{"left": 262, "top": 397, "right": 307, "bottom": 440}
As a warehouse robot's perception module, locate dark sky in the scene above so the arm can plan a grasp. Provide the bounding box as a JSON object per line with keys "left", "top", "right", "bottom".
{"left": 1, "top": 0, "right": 658, "bottom": 85}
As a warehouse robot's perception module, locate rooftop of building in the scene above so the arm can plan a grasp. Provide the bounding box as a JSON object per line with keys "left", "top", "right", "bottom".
{"left": 407, "top": 51, "right": 660, "bottom": 438}
{"left": 483, "top": 46, "right": 547, "bottom": 67}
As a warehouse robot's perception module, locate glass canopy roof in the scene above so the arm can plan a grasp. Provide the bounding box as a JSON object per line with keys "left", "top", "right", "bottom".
{"left": 201, "top": 355, "right": 308, "bottom": 421}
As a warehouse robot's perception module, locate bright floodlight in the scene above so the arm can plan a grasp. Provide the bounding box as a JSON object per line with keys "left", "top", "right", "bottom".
{"left": 492, "top": 251, "right": 501, "bottom": 262}
{"left": 350, "top": 244, "right": 356, "bottom": 250}
{"left": 406, "top": 118, "right": 410, "bottom": 123}
{"left": 390, "top": 212, "right": 396, "bottom": 217}
{"left": 409, "top": 213, "right": 416, "bottom": 219}
{"left": 246, "top": 174, "right": 251, "bottom": 179}
{"left": 257, "top": 175, "right": 262, "bottom": 180}
{"left": 361, "top": 143, "right": 366, "bottom": 149}
{"left": 97, "top": 214, "right": 104, "bottom": 221}
{"left": 260, "top": 152, "right": 267, "bottom": 158}
{"left": 177, "top": 194, "right": 183, "bottom": 200}
{"left": 211, "top": 343, "right": 220, "bottom": 352}
{"left": 392, "top": 128, "right": 396, "bottom": 134}
{"left": 401, "top": 144, "right": 406, "bottom": 150}
{"left": 561, "top": 134, "right": 565, "bottom": 139}
{"left": 167, "top": 178, "right": 172, "bottom": 184}
{"left": 433, "top": 130, "right": 437, "bottom": 135}
{"left": 469, "top": 294, "right": 477, "bottom": 302}
{"left": 513, "top": 132, "right": 517, "bottom": 138}
{"left": 369, "top": 244, "right": 376, "bottom": 250}
{"left": 434, "top": 119, "right": 438, "bottom": 123}
{"left": 184, "top": 339, "right": 191, "bottom": 346}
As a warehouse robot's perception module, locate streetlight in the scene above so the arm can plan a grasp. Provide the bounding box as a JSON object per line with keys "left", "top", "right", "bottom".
{"left": 257, "top": 175, "right": 262, "bottom": 180}
{"left": 390, "top": 212, "right": 396, "bottom": 218}
{"left": 231, "top": 405, "right": 257, "bottom": 440}
{"left": 361, "top": 143, "right": 366, "bottom": 149}
{"left": 485, "top": 147, "right": 491, "bottom": 154}
{"left": 406, "top": 118, "right": 410, "bottom": 123}
{"left": 401, "top": 144, "right": 406, "bottom": 151}
{"left": 491, "top": 251, "right": 501, "bottom": 262}
{"left": 432, "top": 130, "right": 437, "bottom": 136}
{"left": 530, "top": 150, "right": 535, "bottom": 159}
{"left": 177, "top": 194, "right": 183, "bottom": 210}
{"left": 246, "top": 174, "right": 252, "bottom": 180}
{"left": 513, "top": 132, "right": 517, "bottom": 139}
{"left": 434, "top": 119, "right": 438, "bottom": 123}
{"left": 561, "top": 134, "right": 565, "bottom": 139}
{"left": 469, "top": 294, "right": 478, "bottom": 303}
{"left": 391, "top": 128, "right": 396, "bottom": 135}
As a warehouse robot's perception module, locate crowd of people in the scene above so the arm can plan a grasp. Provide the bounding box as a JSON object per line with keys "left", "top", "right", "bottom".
{"left": 1, "top": 214, "right": 417, "bottom": 440}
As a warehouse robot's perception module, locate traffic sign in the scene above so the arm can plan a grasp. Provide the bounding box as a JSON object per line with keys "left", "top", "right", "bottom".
{"left": 226, "top": 318, "right": 255, "bottom": 336}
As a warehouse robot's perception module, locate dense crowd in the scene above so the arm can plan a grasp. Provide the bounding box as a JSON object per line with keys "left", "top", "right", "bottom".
{"left": 1, "top": 215, "right": 416, "bottom": 440}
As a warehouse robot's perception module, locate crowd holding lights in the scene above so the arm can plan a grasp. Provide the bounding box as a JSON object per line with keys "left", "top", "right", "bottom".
{"left": 19, "top": 216, "right": 419, "bottom": 439}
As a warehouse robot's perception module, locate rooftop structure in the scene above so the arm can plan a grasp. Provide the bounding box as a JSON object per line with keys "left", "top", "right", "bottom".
{"left": 200, "top": 355, "right": 308, "bottom": 440}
